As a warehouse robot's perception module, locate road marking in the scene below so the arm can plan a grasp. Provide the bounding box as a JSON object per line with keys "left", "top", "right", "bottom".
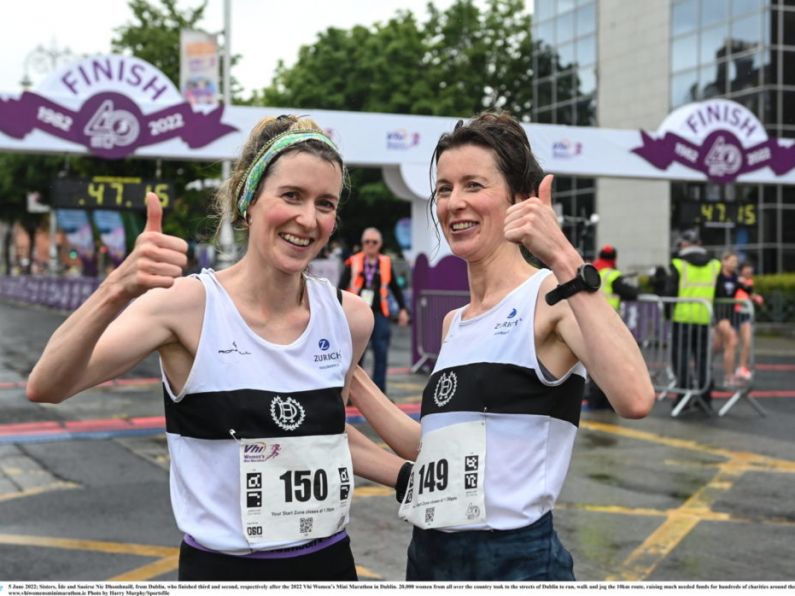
{"left": 0, "top": 533, "right": 177, "bottom": 556}
{"left": 0, "top": 481, "right": 79, "bottom": 503}
{"left": 356, "top": 565, "right": 382, "bottom": 579}
{"left": 354, "top": 485, "right": 393, "bottom": 497}
{"left": 583, "top": 420, "right": 795, "bottom": 580}
{"left": 110, "top": 555, "right": 179, "bottom": 581}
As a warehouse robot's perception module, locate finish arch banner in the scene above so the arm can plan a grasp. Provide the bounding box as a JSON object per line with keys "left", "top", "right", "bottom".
{"left": 631, "top": 99, "right": 795, "bottom": 184}
{"left": 0, "top": 54, "right": 237, "bottom": 160}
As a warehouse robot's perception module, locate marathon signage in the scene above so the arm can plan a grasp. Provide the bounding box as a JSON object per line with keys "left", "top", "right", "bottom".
{"left": 3, "top": 72, "right": 795, "bottom": 187}
{"left": 631, "top": 99, "right": 795, "bottom": 184}
{"left": 0, "top": 55, "right": 236, "bottom": 159}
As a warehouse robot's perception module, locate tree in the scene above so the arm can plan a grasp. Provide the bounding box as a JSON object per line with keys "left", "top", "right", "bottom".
{"left": 107, "top": 0, "right": 227, "bottom": 242}
{"left": 0, "top": 0, "right": 233, "bottom": 275}
{"left": 255, "top": 0, "right": 535, "bottom": 252}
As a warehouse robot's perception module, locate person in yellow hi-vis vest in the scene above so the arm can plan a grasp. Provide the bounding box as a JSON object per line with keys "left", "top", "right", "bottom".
{"left": 587, "top": 245, "right": 640, "bottom": 410}
{"left": 665, "top": 230, "right": 721, "bottom": 411}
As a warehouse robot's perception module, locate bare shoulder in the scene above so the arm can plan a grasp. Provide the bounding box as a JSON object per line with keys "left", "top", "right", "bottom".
{"left": 341, "top": 290, "right": 375, "bottom": 342}
{"left": 441, "top": 308, "right": 458, "bottom": 339}
{"left": 124, "top": 275, "right": 205, "bottom": 330}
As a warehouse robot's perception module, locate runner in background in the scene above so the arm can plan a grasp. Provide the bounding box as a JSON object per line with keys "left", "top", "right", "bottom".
{"left": 735, "top": 262, "right": 764, "bottom": 381}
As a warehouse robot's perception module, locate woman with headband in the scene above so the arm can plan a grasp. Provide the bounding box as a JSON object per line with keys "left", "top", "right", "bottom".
{"left": 27, "top": 115, "right": 408, "bottom": 581}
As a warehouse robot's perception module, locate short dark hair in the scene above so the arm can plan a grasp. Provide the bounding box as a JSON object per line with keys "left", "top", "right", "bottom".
{"left": 430, "top": 111, "right": 544, "bottom": 204}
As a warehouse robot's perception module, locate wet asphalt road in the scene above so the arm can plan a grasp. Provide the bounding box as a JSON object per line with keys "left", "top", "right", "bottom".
{"left": 0, "top": 299, "right": 793, "bottom": 582}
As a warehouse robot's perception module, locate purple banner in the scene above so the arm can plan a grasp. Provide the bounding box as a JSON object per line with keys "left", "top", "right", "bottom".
{"left": 0, "top": 91, "right": 237, "bottom": 159}
{"left": 632, "top": 129, "right": 795, "bottom": 184}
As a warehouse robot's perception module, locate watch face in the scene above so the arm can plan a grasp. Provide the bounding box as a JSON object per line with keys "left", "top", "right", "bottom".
{"left": 581, "top": 264, "right": 601, "bottom": 290}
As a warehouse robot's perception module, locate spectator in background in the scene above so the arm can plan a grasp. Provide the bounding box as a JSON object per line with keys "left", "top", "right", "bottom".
{"left": 339, "top": 228, "right": 410, "bottom": 393}
{"left": 587, "top": 244, "right": 640, "bottom": 410}
{"left": 735, "top": 262, "right": 764, "bottom": 381}
{"left": 665, "top": 230, "right": 721, "bottom": 411}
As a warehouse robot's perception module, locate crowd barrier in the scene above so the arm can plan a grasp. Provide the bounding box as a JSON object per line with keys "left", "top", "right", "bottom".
{"left": 622, "top": 295, "right": 764, "bottom": 418}
{"left": 0, "top": 275, "right": 100, "bottom": 311}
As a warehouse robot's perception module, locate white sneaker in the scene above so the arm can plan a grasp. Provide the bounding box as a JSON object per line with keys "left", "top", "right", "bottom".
{"left": 735, "top": 367, "right": 752, "bottom": 381}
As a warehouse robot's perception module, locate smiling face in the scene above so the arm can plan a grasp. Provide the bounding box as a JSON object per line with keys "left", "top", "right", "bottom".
{"left": 434, "top": 144, "right": 513, "bottom": 261}
{"left": 246, "top": 151, "right": 342, "bottom": 274}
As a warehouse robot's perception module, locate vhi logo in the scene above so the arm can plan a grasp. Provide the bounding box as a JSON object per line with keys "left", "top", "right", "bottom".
{"left": 387, "top": 129, "right": 420, "bottom": 150}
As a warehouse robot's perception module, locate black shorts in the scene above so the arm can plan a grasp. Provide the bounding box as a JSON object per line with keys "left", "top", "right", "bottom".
{"left": 178, "top": 536, "right": 358, "bottom": 582}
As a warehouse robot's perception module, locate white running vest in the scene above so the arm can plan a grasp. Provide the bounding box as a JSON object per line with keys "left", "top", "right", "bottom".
{"left": 161, "top": 270, "right": 352, "bottom": 555}
{"left": 419, "top": 269, "right": 585, "bottom": 531}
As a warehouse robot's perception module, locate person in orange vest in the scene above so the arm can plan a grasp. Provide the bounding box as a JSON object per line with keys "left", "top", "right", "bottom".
{"left": 587, "top": 244, "right": 639, "bottom": 410}
{"left": 339, "top": 228, "right": 410, "bottom": 392}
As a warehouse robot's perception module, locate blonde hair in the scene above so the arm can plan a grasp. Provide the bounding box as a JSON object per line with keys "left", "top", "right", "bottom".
{"left": 213, "top": 115, "right": 345, "bottom": 236}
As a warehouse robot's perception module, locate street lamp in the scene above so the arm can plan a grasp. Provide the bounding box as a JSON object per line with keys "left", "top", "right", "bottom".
{"left": 21, "top": 42, "right": 75, "bottom": 275}
{"left": 20, "top": 41, "right": 75, "bottom": 90}
{"left": 216, "top": 0, "right": 237, "bottom": 269}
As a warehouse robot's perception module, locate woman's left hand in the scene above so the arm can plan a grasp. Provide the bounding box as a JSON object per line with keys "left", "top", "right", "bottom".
{"left": 504, "top": 174, "right": 575, "bottom": 268}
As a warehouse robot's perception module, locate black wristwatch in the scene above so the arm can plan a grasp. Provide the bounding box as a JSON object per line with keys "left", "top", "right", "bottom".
{"left": 545, "top": 264, "right": 601, "bottom": 306}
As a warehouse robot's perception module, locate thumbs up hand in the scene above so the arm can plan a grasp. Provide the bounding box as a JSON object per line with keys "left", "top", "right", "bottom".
{"left": 504, "top": 174, "right": 574, "bottom": 267}
{"left": 108, "top": 192, "right": 189, "bottom": 300}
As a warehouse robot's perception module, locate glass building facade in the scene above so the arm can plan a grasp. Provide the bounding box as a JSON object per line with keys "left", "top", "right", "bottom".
{"left": 532, "top": 0, "right": 598, "bottom": 259}
{"left": 532, "top": 0, "right": 795, "bottom": 272}
{"left": 670, "top": 0, "right": 795, "bottom": 272}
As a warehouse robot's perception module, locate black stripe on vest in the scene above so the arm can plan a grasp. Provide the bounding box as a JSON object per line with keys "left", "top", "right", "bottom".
{"left": 164, "top": 386, "right": 345, "bottom": 440}
{"left": 421, "top": 363, "right": 583, "bottom": 427}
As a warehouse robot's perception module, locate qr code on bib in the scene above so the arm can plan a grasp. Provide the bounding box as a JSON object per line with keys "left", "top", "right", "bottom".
{"left": 425, "top": 507, "right": 435, "bottom": 525}
{"left": 300, "top": 517, "right": 313, "bottom": 534}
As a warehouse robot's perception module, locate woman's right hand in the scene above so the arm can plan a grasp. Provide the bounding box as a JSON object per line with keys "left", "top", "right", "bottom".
{"left": 107, "top": 192, "right": 189, "bottom": 300}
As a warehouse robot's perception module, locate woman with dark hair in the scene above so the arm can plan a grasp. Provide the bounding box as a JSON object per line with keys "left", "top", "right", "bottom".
{"left": 351, "top": 112, "right": 654, "bottom": 581}
{"left": 26, "top": 115, "right": 406, "bottom": 581}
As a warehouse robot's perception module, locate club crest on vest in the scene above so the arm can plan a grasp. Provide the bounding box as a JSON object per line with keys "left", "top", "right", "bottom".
{"left": 433, "top": 371, "right": 458, "bottom": 407}
{"left": 269, "top": 396, "right": 306, "bottom": 431}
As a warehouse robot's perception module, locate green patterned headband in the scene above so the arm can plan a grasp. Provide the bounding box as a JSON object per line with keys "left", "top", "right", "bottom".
{"left": 236, "top": 129, "right": 340, "bottom": 220}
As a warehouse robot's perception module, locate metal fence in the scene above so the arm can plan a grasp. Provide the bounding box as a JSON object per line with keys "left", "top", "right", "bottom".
{"left": 621, "top": 296, "right": 765, "bottom": 418}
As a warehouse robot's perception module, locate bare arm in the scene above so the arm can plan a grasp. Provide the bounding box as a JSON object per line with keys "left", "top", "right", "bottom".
{"left": 550, "top": 275, "right": 653, "bottom": 418}
{"left": 345, "top": 310, "right": 459, "bottom": 460}
{"left": 26, "top": 193, "right": 189, "bottom": 403}
{"left": 347, "top": 424, "right": 406, "bottom": 486}
{"left": 340, "top": 290, "right": 409, "bottom": 487}
{"left": 349, "top": 366, "right": 420, "bottom": 460}
{"left": 504, "top": 175, "right": 654, "bottom": 419}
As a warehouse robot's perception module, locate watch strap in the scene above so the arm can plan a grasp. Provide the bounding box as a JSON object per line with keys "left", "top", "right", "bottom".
{"left": 545, "top": 277, "right": 585, "bottom": 306}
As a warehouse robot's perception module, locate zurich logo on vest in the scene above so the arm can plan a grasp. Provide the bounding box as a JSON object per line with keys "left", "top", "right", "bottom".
{"left": 494, "top": 307, "right": 522, "bottom": 332}
{"left": 314, "top": 338, "right": 342, "bottom": 365}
